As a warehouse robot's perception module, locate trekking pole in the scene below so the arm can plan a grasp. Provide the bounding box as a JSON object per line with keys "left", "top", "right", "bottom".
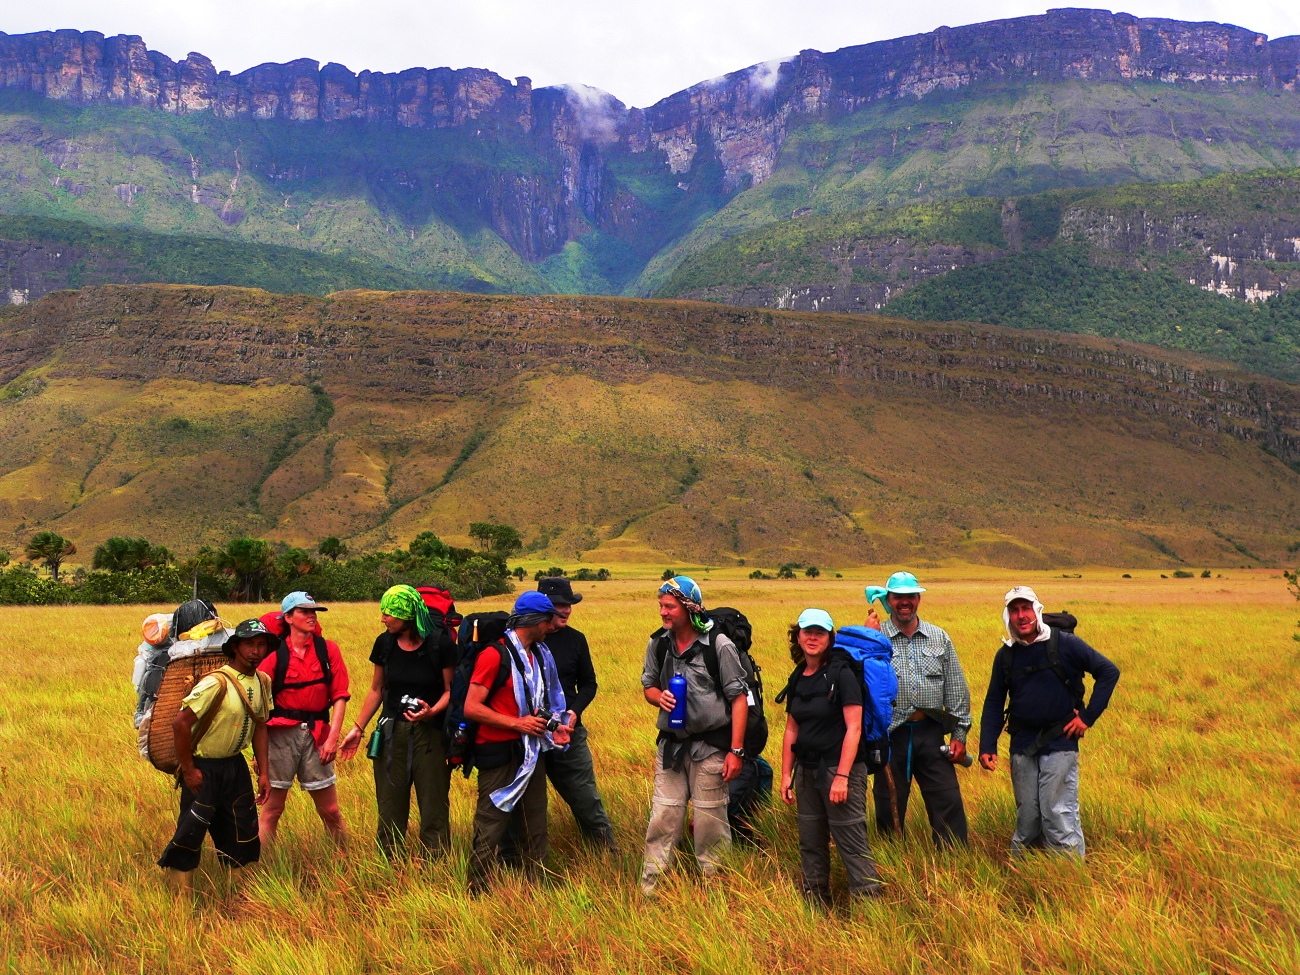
{"left": 883, "top": 765, "right": 904, "bottom": 842}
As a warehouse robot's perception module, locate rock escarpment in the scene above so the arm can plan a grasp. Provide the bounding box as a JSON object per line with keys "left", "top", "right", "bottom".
{"left": 2, "top": 284, "right": 1296, "bottom": 462}
{"left": 3, "top": 9, "right": 1299, "bottom": 191}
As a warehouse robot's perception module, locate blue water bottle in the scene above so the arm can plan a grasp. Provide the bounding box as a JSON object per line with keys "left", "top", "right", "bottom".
{"left": 668, "top": 673, "right": 688, "bottom": 730}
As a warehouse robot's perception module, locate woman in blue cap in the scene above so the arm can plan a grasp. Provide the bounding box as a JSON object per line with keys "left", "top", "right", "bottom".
{"left": 777, "top": 608, "right": 883, "bottom": 905}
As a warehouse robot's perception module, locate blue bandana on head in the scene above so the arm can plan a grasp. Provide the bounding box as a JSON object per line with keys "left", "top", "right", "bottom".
{"left": 658, "top": 575, "right": 712, "bottom": 633}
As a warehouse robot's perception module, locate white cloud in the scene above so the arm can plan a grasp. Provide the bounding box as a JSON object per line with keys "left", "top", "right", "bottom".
{"left": 4, "top": 1, "right": 1300, "bottom": 108}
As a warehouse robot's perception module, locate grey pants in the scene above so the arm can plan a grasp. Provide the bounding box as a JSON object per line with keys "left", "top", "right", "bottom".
{"left": 373, "top": 719, "right": 451, "bottom": 858}
{"left": 796, "top": 762, "right": 881, "bottom": 899}
{"left": 872, "top": 718, "right": 969, "bottom": 847}
{"left": 470, "top": 755, "right": 548, "bottom": 890}
{"left": 1010, "top": 750, "right": 1085, "bottom": 857}
{"left": 641, "top": 743, "right": 730, "bottom": 891}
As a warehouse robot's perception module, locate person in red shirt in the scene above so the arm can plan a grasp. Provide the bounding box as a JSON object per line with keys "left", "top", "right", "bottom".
{"left": 463, "top": 590, "right": 573, "bottom": 893}
{"left": 257, "top": 591, "right": 350, "bottom": 847}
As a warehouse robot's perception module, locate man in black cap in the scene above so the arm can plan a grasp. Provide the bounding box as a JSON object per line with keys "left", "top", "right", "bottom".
{"left": 535, "top": 576, "right": 616, "bottom": 849}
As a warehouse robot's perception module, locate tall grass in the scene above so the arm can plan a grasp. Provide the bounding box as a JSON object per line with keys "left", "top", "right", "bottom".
{"left": 0, "top": 570, "right": 1296, "bottom": 973}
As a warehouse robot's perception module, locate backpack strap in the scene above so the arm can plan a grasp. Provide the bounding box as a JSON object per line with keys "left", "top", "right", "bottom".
{"left": 217, "top": 666, "right": 263, "bottom": 723}
{"left": 272, "top": 636, "right": 333, "bottom": 695}
{"left": 773, "top": 664, "right": 803, "bottom": 706}
{"left": 701, "top": 634, "right": 725, "bottom": 701}
{"left": 190, "top": 671, "right": 230, "bottom": 749}
{"left": 1042, "top": 630, "right": 1086, "bottom": 709}
{"left": 492, "top": 638, "right": 535, "bottom": 713}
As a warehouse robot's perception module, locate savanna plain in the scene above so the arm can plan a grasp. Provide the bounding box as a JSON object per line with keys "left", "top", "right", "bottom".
{"left": 1, "top": 567, "right": 1296, "bottom": 974}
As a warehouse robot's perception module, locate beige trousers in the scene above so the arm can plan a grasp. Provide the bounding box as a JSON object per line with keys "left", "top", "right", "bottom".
{"left": 640, "top": 742, "right": 731, "bottom": 891}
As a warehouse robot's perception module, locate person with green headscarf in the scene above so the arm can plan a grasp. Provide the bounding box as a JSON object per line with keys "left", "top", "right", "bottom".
{"left": 339, "top": 584, "right": 458, "bottom": 858}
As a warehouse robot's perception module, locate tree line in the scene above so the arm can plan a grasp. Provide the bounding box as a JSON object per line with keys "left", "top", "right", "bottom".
{"left": 0, "top": 522, "right": 527, "bottom": 606}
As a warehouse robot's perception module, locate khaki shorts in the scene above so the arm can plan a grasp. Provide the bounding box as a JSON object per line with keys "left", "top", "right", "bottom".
{"left": 267, "top": 724, "right": 336, "bottom": 791}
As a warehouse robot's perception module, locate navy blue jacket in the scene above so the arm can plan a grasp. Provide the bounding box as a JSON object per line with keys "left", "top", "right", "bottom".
{"left": 978, "top": 631, "right": 1120, "bottom": 756}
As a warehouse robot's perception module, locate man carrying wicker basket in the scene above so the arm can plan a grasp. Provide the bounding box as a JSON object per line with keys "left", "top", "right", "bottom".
{"left": 157, "top": 618, "right": 273, "bottom": 893}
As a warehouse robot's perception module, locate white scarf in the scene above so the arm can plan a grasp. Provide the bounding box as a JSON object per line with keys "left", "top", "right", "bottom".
{"left": 1002, "top": 586, "right": 1051, "bottom": 646}
{"left": 488, "top": 629, "right": 566, "bottom": 812}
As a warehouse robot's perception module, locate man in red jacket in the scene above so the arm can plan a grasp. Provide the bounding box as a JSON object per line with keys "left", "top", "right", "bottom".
{"left": 257, "top": 591, "right": 350, "bottom": 846}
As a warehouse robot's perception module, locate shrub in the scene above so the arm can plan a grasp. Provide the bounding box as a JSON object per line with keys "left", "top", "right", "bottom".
{"left": 535, "top": 566, "right": 567, "bottom": 581}
{"left": 1201, "top": 569, "right": 1211, "bottom": 578}
{"left": 661, "top": 569, "right": 676, "bottom": 581}
{"left": 1173, "top": 569, "right": 1194, "bottom": 578}
{"left": 0, "top": 566, "right": 67, "bottom": 605}
{"left": 776, "top": 564, "right": 797, "bottom": 579}
{"left": 805, "top": 566, "right": 820, "bottom": 578}
{"left": 749, "top": 569, "right": 767, "bottom": 579}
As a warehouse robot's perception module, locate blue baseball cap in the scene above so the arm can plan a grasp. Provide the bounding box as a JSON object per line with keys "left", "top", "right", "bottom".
{"left": 512, "top": 590, "right": 556, "bottom": 616}
{"left": 797, "top": 608, "right": 835, "bottom": 632}
{"left": 281, "top": 591, "right": 328, "bottom": 614}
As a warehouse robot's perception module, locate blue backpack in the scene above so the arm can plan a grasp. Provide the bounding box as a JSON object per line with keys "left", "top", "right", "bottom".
{"left": 829, "top": 626, "right": 898, "bottom": 772}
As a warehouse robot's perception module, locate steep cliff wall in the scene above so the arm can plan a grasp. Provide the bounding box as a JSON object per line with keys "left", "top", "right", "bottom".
{"left": 3, "top": 9, "right": 1299, "bottom": 190}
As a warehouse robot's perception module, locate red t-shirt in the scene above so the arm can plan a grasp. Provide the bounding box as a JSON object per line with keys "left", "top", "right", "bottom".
{"left": 470, "top": 643, "right": 526, "bottom": 744}
{"left": 258, "top": 636, "right": 350, "bottom": 749}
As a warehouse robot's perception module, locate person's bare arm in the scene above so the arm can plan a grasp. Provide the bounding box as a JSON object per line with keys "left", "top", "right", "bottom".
{"left": 339, "top": 665, "right": 385, "bottom": 759}
{"left": 252, "top": 721, "right": 270, "bottom": 803}
{"left": 723, "top": 694, "right": 747, "bottom": 782}
{"left": 173, "top": 708, "right": 201, "bottom": 793}
{"left": 320, "top": 697, "right": 347, "bottom": 764}
{"left": 830, "top": 704, "right": 863, "bottom": 804}
{"left": 780, "top": 714, "right": 799, "bottom": 805}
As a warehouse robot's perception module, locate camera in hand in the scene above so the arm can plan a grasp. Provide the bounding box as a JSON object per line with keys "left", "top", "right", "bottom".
{"left": 532, "top": 707, "right": 563, "bottom": 732}
{"left": 400, "top": 694, "right": 425, "bottom": 713}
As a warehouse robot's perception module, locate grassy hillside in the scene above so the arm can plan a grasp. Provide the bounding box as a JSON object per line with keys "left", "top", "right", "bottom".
{"left": 0, "top": 284, "right": 1296, "bottom": 568}
{"left": 633, "top": 80, "right": 1300, "bottom": 295}
{"left": 3, "top": 576, "right": 1298, "bottom": 972}
{"left": 0, "top": 215, "right": 434, "bottom": 296}
{"left": 887, "top": 244, "right": 1300, "bottom": 381}
{"left": 659, "top": 168, "right": 1300, "bottom": 380}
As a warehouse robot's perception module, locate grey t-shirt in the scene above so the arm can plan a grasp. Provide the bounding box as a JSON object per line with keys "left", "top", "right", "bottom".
{"left": 641, "top": 629, "right": 747, "bottom": 758}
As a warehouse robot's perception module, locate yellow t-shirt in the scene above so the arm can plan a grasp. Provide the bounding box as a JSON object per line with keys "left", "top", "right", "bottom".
{"left": 182, "top": 666, "right": 271, "bottom": 760}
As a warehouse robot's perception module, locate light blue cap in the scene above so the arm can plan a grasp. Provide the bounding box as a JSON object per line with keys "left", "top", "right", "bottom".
{"left": 797, "top": 608, "right": 835, "bottom": 632}
{"left": 281, "top": 591, "right": 327, "bottom": 613}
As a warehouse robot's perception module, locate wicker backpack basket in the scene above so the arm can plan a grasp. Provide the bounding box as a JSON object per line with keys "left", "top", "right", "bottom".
{"left": 143, "top": 651, "right": 229, "bottom": 774}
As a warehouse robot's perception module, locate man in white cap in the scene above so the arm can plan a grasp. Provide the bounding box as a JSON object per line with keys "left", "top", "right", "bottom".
{"left": 865, "top": 570, "right": 972, "bottom": 847}
{"left": 978, "top": 586, "right": 1120, "bottom": 858}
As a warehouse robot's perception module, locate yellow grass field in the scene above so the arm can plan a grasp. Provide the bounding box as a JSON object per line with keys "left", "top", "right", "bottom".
{"left": 1, "top": 567, "right": 1296, "bottom": 974}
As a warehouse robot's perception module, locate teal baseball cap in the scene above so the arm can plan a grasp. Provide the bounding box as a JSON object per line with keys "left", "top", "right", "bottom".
{"left": 885, "top": 571, "right": 926, "bottom": 594}
{"left": 797, "top": 608, "right": 835, "bottom": 632}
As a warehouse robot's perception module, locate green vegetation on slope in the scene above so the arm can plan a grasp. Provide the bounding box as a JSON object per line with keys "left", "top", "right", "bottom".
{"left": 887, "top": 244, "right": 1300, "bottom": 381}
{"left": 633, "top": 80, "right": 1300, "bottom": 295}
{"left": 0, "top": 215, "right": 433, "bottom": 295}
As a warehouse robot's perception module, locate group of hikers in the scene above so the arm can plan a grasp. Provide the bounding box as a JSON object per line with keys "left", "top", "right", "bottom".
{"left": 153, "top": 570, "right": 1120, "bottom": 905}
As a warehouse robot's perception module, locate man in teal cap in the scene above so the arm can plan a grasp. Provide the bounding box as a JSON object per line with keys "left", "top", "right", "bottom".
{"left": 865, "top": 571, "right": 972, "bottom": 847}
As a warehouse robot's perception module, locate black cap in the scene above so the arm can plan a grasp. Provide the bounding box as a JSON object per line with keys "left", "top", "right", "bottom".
{"left": 224, "top": 617, "right": 273, "bottom": 656}
{"left": 537, "top": 576, "right": 583, "bottom": 605}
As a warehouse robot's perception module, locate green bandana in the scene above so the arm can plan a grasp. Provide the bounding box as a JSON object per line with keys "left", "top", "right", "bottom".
{"left": 380, "top": 584, "right": 433, "bottom": 639}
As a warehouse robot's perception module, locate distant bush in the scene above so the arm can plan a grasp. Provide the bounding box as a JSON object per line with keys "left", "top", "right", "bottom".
{"left": 571, "top": 568, "right": 611, "bottom": 581}
{"left": 661, "top": 569, "right": 676, "bottom": 581}
{"left": 1200, "top": 569, "right": 1211, "bottom": 578}
{"left": 1173, "top": 569, "right": 1195, "bottom": 578}
{"left": 0, "top": 566, "right": 67, "bottom": 605}
{"left": 749, "top": 570, "right": 767, "bottom": 579}
{"left": 805, "top": 566, "right": 820, "bottom": 578}
{"left": 776, "top": 564, "right": 797, "bottom": 579}
{"left": 535, "top": 566, "right": 567, "bottom": 581}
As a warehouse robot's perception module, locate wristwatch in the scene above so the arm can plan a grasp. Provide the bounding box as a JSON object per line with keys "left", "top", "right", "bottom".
{"left": 729, "top": 747, "right": 745, "bottom": 758}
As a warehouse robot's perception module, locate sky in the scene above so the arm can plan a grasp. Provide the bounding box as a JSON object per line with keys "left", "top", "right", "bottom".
{"left": 4, "top": 1, "right": 1300, "bottom": 108}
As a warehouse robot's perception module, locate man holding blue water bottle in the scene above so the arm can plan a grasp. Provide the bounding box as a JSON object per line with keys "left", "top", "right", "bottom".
{"left": 639, "top": 576, "right": 748, "bottom": 895}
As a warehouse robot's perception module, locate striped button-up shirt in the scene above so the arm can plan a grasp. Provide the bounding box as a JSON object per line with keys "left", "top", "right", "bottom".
{"left": 882, "top": 617, "right": 972, "bottom": 742}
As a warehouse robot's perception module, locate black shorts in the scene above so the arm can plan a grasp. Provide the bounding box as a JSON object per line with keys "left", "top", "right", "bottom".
{"left": 158, "top": 755, "right": 260, "bottom": 872}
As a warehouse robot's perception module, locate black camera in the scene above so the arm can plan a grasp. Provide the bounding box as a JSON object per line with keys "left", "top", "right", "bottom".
{"left": 532, "top": 707, "right": 562, "bottom": 732}
{"left": 400, "top": 695, "right": 425, "bottom": 713}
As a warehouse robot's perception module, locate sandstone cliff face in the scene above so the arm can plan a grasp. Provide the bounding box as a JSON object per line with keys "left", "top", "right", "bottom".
{"left": 2, "top": 285, "right": 1296, "bottom": 462}
{"left": 3, "top": 9, "right": 1299, "bottom": 191}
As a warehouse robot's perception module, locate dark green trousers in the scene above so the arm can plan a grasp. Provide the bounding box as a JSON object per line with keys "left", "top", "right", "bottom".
{"left": 373, "top": 718, "right": 451, "bottom": 858}
{"left": 469, "top": 753, "right": 548, "bottom": 892}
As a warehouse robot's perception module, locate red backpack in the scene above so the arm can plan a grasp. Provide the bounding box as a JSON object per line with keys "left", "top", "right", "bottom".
{"left": 416, "top": 586, "right": 463, "bottom": 643}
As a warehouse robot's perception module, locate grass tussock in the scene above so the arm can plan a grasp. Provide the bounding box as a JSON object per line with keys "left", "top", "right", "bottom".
{"left": 0, "top": 571, "right": 1296, "bottom": 973}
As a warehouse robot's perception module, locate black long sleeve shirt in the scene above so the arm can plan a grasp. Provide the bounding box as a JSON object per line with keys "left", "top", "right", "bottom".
{"left": 979, "top": 631, "right": 1120, "bottom": 757}
{"left": 545, "top": 625, "right": 598, "bottom": 722}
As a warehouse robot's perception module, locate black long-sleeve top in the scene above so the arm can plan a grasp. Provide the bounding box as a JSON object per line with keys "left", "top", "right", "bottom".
{"left": 979, "top": 631, "right": 1120, "bottom": 757}
{"left": 545, "top": 625, "right": 598, "bottom": 722}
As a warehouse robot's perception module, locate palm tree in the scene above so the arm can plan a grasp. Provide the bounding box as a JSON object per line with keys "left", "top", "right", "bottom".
{"left": 317, "top": 536, "right": 348, "bottom": 561}
{"left": 25, "top": 531, "right": 77, "bottom": 582}
{"left": 216, "top": 537, "right": 274, "bottom": 601}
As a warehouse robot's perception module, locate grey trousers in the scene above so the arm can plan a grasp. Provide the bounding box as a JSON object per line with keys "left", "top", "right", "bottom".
{"left": 469, "top": 756, "right": 548, "bottom": 890}
{"left": 1010, "top": 750, "right": 1085, "bottom": 857}
{"left": 641, "top": 742, "right": 730, "bottom": 891}
{"left": 796, "top": 762, "right": 881, "bottom": 899}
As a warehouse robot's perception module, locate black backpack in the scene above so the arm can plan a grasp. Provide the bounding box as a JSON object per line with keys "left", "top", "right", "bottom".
{"left": 269, "top": 635, "right": 333, "bottom": 723}
{"left": 993, "top": 612, "right": 1086, "bottom": 756}
{"left": 444, "top": 611, "right": 511, "bottom": 776}
{"left": 652, "top": 607, "right": 768, "bottom": 759}
{"left": 775, "top": 647, "right": 890, "bottom": 773}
